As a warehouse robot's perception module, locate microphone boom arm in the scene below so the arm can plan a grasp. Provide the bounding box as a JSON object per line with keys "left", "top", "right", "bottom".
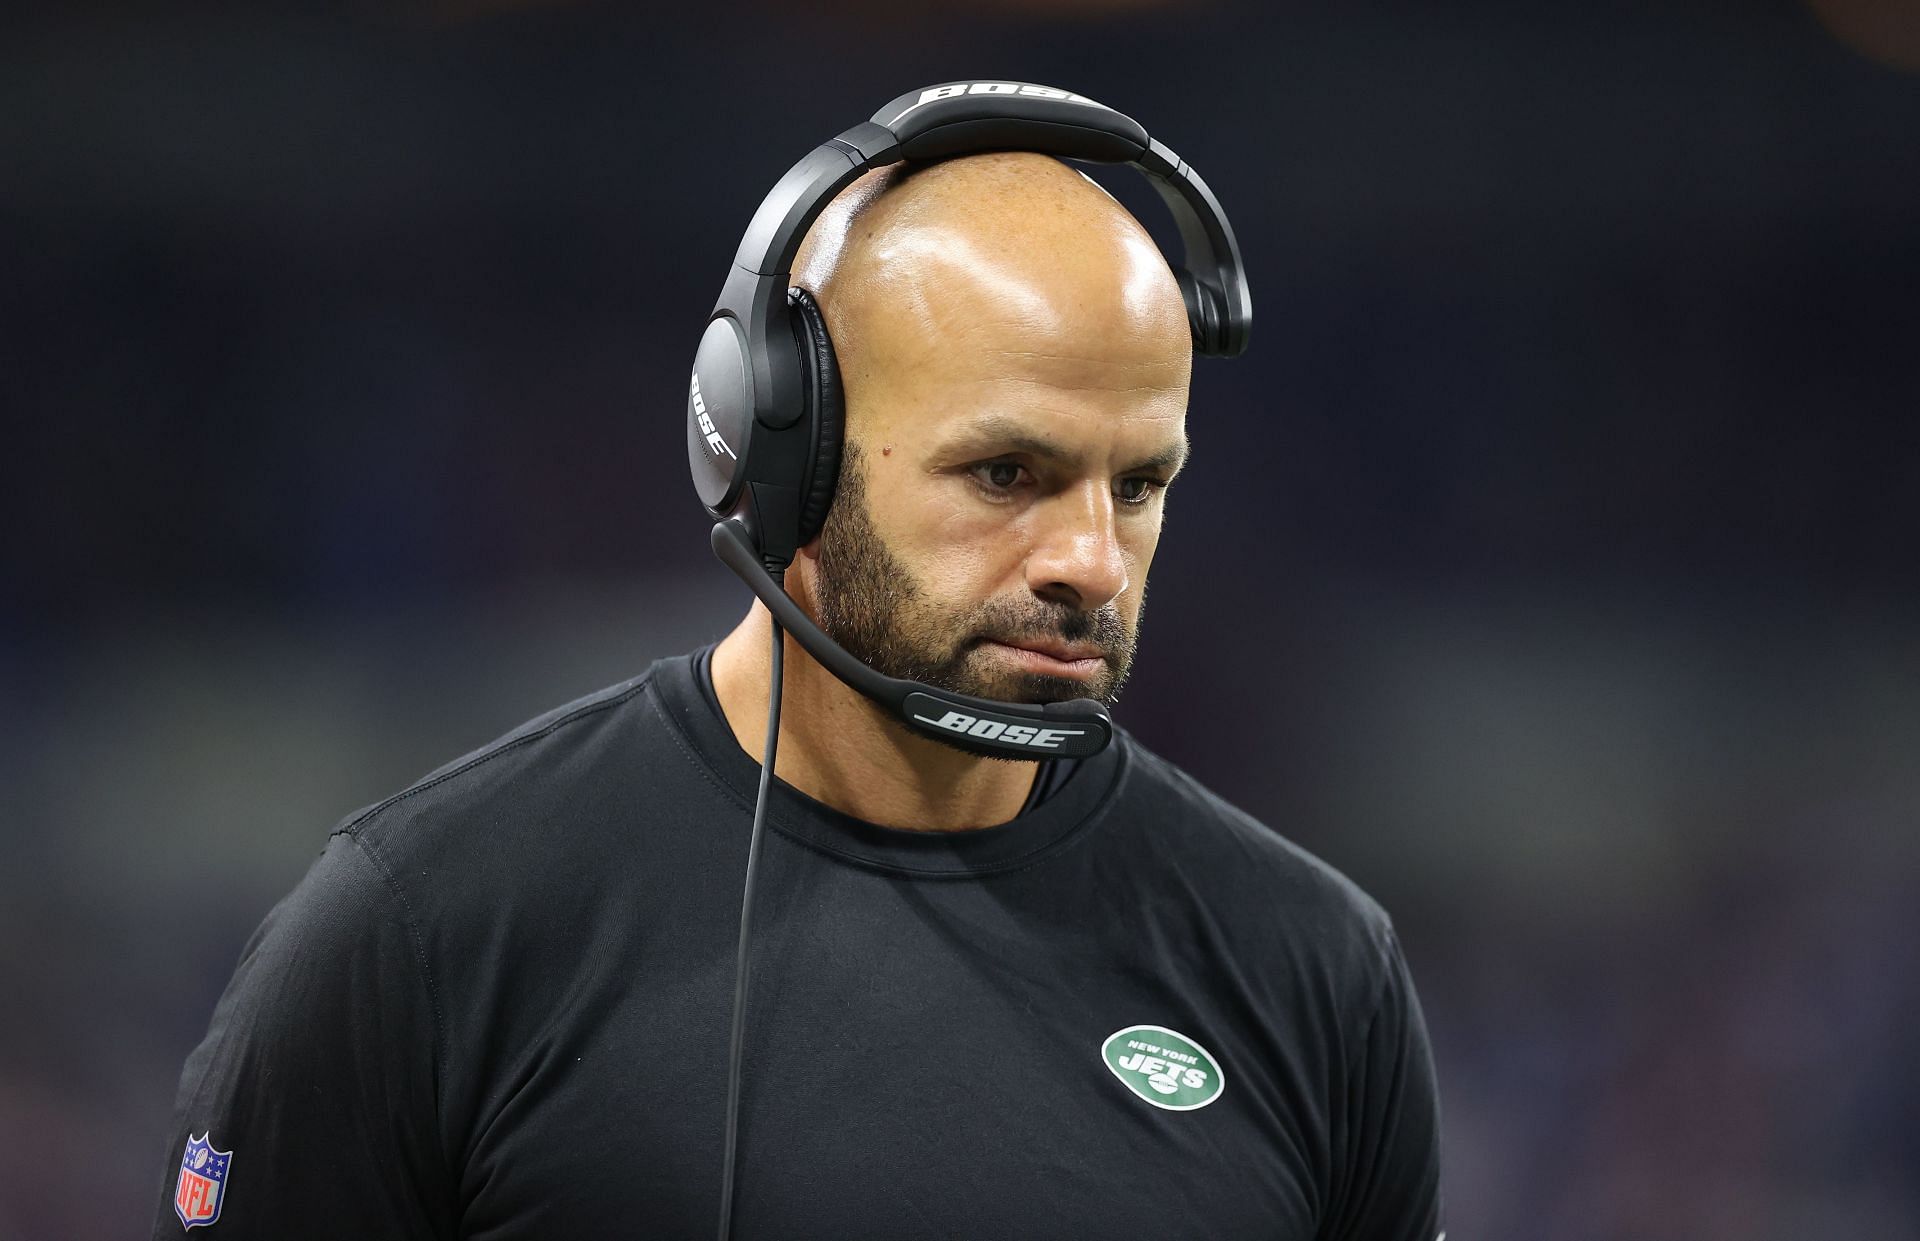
{"left": 711, "top": 519, "right": 1113, "bottom": 760}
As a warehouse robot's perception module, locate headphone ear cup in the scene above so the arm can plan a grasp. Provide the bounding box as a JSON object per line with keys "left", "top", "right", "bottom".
{"left": 1176, "top": 268, "right": 1224, "bottom": 355}
{"left": 787, "top": 286, "right": 844, "bottom": 546}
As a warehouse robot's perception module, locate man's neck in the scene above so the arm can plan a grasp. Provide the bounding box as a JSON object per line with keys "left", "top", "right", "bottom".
{"left": 708, "top": 604, "right": 1040, "bottom": 831}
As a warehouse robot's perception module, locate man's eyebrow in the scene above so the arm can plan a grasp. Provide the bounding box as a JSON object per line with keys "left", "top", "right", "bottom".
{"left": 1129, "top": 437, "right": 1192, "bottom": 476}
{"left": 938, "top": 414, "right": 1191, "bottom": 476}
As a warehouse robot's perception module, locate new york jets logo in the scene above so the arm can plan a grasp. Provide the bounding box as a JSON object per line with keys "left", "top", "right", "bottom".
{"left": 1101, "top": 1025, "right": 1225, "bottom": 1111}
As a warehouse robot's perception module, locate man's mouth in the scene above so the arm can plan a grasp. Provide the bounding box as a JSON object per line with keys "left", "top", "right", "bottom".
{"left": 980, "top": 637, "right": 1106, "bottom": 680}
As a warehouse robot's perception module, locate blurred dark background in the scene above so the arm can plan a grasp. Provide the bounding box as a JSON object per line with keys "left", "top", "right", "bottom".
{"left": 4, "top": 0, "right": 1918, "bottom": 1237}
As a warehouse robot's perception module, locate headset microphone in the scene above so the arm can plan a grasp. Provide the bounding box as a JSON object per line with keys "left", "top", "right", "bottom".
{"left": 693, "top": 81, "right": 1250, "bottom": 1241}
{"left": 710, "top": 519, "right": 1113, "bottom": 759}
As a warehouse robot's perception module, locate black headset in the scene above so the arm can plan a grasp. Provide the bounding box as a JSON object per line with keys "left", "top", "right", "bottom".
{"left": 692, "top": 83, "right": 1252, "bottom": 1241}
{"left": 687, "top": 80, "right": 1251, "bottom": 764}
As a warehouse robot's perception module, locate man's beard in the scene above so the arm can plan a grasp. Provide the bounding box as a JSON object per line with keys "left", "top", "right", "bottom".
{"left": 813, "top": 444, "right": 1138, "bottom": 712}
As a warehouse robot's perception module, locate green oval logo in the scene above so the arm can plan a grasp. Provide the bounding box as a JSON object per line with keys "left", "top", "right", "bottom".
{"left": 1101, "top": 1025, "right": 1226, "bottom": 1111}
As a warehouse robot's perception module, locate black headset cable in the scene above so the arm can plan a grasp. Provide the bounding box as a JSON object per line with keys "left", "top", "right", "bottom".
{"left": 717, "top": 617, "right": 782, "bottom": 1241}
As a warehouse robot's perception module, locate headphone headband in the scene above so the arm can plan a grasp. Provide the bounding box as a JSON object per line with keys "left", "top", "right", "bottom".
{"left": 722, "top": 81, "right": 1249, "bottom": 358}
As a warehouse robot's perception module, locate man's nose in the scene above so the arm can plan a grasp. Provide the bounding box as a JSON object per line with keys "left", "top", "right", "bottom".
{"left": 1025, "top": 480, "right": 1130, "bottom": 612}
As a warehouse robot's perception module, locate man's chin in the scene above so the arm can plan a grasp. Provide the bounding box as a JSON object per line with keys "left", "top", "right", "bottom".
{"left": 1012, "top": 671, "right": 1109, "bottom": 705}
{"left": 939, "top": 662, "right": 1114, "bottom": 708}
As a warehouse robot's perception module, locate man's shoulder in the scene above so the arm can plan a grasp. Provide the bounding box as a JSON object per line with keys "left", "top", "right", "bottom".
{"left": 1115, "top": 730, "right": 1397, "bottom": 956}
{"left": 333, "top": 663, "right": 673, "bottom": 862}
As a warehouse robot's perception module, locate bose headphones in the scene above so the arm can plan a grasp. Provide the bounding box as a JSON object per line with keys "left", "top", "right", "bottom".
{"left": 686, "top": 80, "right": 1251, "bottom": 762}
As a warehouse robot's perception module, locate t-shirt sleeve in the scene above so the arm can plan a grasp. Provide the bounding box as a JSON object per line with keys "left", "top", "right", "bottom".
{"left": 150, "top": 831, "right": 455, "bottom": 1239}
{"left": 1320, "top": 927, "right": 1445, "bottom": 1241}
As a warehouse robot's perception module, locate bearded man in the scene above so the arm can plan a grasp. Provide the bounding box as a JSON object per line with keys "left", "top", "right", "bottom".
{"left": 154, "top": 140, "right": 1443, "bottom": 1240}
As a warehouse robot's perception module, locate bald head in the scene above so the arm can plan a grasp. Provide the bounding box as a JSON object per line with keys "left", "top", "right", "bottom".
{"left": 791, "top": 151, "right": 1192, "bottom": 445}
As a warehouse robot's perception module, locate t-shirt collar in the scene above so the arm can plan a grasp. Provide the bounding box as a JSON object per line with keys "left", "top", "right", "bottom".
{"left": 646, "top": 645, "right": 1126, "bottom": 878}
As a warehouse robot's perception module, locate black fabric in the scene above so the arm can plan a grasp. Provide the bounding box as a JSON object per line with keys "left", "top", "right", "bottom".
{"left": 153, "top": 647, "right": 1443, "bottom": 1240}
{"left": 788, "top": 286, "right": 843, "bottom": 548}
{"left": 1016, "top": 747, "right": 1078, "bottom": 815}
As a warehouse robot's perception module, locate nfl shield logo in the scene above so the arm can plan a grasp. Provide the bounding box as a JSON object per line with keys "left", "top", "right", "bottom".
{"left": 172, "top": 1133, "right": 233, "bottom": 1231}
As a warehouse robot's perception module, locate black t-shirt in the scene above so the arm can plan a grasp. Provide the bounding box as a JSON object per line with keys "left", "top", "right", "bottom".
{"left": 154, "top": 647, "right": 1443, "bottom": 1240}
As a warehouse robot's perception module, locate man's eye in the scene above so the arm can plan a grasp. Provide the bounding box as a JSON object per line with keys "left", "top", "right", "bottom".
{"left": 1116, "top": 476, "right": 1164, "bottom": 505}
{"left": 973, "top": 462, "right": 1025, "bottom": 490}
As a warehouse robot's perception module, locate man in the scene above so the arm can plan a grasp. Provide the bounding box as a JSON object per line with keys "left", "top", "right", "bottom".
{"left": 155, "top": 149, "right": 1443, "bottom": 1238}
